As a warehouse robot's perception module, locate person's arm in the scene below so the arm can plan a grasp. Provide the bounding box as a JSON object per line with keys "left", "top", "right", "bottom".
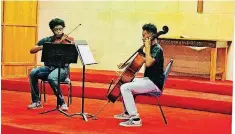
{"left": 30, "top": 46, "right": 43, "bottom": 54}
{"left": 30, "top": 37, "right": 48, "bottom": 54}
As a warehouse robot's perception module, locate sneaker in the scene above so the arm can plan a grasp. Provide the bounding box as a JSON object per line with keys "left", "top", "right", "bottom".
{"left": 119, "top": 118, "right": 142, "bottom": 127}
{"left": 114, "top": 113, "right": 131, "bottom": 120}
{"left": 64, "top": 77, "right": 70, "bottom": 83}
{"left": 27, "top": 101, "right": 43, "bottom": 109}
{"left": 60, "top": 103, "right": 68, "bottom": 111}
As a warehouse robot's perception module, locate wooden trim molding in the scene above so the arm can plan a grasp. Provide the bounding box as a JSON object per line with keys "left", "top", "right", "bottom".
{"left": 197, "top": 0, "right": 203, "bottom": 14}
{"left": 2, "top": 24, "right": 38, "bottom": 27}
{"left": 3, "top": 63, "right": 35, "bottom": 66}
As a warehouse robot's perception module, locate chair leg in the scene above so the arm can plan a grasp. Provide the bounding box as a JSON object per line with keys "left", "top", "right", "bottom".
{"left": 156, "top": 97, "right": 167, "bottom": 125}
{"left": 133, "top": 95, "right": 137, "bottom": 100}
{"left": 43, "top": 82, "right": 46, "bottom": 103}
{"left": 67, "top": 85, "right": 70, "bottom": 107}
{"left": 70, "top": 83, "right": 72, "bottom": 105}
{"left": 40, "top": 81, "right": 42, "bottom": 101}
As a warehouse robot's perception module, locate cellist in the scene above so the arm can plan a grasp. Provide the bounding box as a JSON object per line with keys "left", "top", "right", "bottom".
{"left": 114, "top": 23, "right": 164, "bottom": 127}
{"left": 28, "top": 18, "right": 74, "bottom": 111}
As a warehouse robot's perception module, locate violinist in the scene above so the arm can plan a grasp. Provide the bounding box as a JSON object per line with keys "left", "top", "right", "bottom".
{"left": 28, "top": 18, "right": 74, "bottom": 111}
{"left": 114, "top": 23, "right": 164, "bottom": 127}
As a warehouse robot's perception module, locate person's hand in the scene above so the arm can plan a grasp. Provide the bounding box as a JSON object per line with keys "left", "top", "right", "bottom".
{"left": 39, "top": 46, "right": 43, "bottom": 50}
{"left": 144, "top": 37, "right": 151, "bottom": 50}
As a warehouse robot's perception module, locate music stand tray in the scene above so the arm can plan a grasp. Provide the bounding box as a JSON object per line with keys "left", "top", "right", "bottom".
{"left": 39, "top": 42, "right": 78, "bottom": 117}
{"left": 69, "top": 40, "right": 98, "bottom": 121}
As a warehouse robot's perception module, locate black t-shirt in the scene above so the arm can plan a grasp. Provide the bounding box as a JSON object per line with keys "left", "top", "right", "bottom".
{"left": 140, "top": 43, "right": 164, "bottom": 90}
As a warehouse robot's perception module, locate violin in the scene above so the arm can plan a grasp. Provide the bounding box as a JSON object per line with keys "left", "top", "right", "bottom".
{"left": 53, "top": 24, "right": 82, "bottom": 44}
{"left": 53, "top": 34, "right": 74, "bottom": 44}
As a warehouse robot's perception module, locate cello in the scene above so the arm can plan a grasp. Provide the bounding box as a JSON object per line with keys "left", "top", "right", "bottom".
{"left": 92, "top": 26, "right": 169, "bottom": 120}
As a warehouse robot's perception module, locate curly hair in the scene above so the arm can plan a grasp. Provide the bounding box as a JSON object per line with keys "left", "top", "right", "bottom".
{"left": 142, "top": 23, "right": 157, "bottom": 34}
{"left": 49, "top": 18, "right": 65, "bottom": 30}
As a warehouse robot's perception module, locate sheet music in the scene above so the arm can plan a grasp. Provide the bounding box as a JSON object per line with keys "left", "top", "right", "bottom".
{"left": 75, "top": 40, "right": 97, "bottom": 65}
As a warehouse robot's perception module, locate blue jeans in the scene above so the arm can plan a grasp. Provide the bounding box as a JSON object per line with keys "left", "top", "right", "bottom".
{"left": 29, "top": 66, "right": 68, "bottom": 105}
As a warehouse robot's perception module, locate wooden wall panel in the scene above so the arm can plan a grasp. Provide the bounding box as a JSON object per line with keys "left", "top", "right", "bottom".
{"left": 2, "top": 26, "right": 36, "bottom": 63}
{"left": 2, "top": 1, "right": 38, "bottom": 78}
{"left": 1, "top": 1, "right": 3, "bottom": 23}
{"left": 4, "top": 1, "right": 37, "bottom": 25}
{"left": 1, "top": 1, "right": 4, "bottom": 66}
{"left": 1, "top": 25, "right": 3, "bottom": 64}
{"left": 2, "top": 66, "right": 27, "bottom": 78}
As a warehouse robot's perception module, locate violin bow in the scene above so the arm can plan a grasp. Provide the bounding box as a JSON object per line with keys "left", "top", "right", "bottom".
{"left": 67, "top": 24, "right": 82, "bottom": 36}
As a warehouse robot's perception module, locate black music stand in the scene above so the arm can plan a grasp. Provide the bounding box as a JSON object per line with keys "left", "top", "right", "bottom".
{"left": 39, "top": 42, "right": 78, "bottom": 117}
{"left": 69, "top": 40, "right": 98, "bottom": 121}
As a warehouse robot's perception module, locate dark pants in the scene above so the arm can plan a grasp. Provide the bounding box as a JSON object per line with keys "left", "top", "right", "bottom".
{"left": 29, "top": 66, "right": 68, "bottom": 105}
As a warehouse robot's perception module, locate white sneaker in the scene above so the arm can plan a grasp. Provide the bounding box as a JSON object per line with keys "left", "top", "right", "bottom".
{"left": 119, "top": 118, "right": 142, "bottom": 127}
{"left": 27, "top": 101, "right": 43, "bottom": 109}
{"left": 60, "top": 103, "right": 68, "bottom": 111}
{"left": 114, "top": 113, "right": 131, "bottom": 120}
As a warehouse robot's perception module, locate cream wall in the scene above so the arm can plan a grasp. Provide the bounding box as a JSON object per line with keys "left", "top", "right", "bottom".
{"left": 37, "top": 1, "right": 234, "bottom": 80}
{"left": 226, "top": 17, "right": 235, "bottom": 81}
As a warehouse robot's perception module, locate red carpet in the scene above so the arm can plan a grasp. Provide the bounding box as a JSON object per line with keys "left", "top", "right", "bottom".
{"left": 1, "top": 74, "right": 232, "bottom": 114}
{"left": 26, "top": 68, "right": 233, "bottom": 95}
{"left": 1, "top": 69, "right": 233, "bottom": 133}
{"left": 69, "top": 69, "right": 233, "bottom": 95}
{"left": 1, "top": 125, "right": 60, "bottom": 134}
{"left": 1, "top": 90, "right": 232, "bottom": 134}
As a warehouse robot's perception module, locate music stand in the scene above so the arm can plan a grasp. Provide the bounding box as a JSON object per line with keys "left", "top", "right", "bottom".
{"left": 39, "top": 42, "right": 78, "bottom": 117}
{"left": 69, "top": 40, "right": 98, "bottom": 121}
